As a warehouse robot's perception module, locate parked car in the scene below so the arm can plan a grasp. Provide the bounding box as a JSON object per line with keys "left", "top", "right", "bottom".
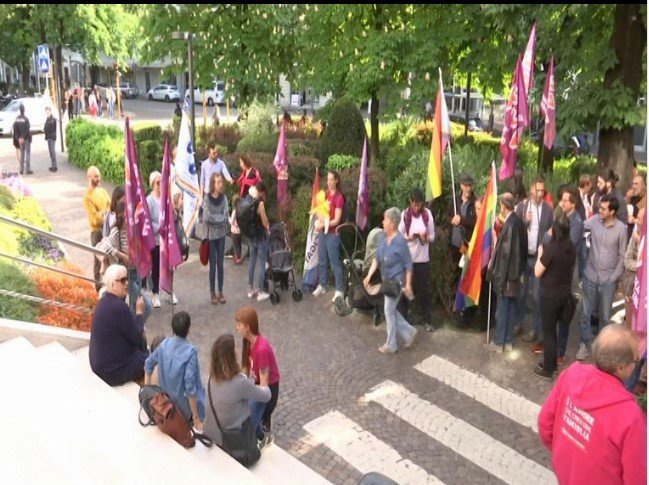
{"left": 185, "top": 80, "right": 226, "bottom": 106}
{"left": 147, "top": 84, "right": 181, "bottom": 102}
{"left": 119, "top": 82, "right": 139, "bottom": 99}
{"left": 0, "top": 97, "right": 52, "bottom": 136}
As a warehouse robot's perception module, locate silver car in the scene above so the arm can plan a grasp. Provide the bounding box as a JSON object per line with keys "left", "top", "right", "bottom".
{"left": 147, "top": 84, "right": 181, "bottom": 102}
{"left": 119, "top": 82, "right": 139, "bottom": 99}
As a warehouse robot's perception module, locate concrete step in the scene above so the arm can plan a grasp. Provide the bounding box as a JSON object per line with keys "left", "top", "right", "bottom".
{"left": 250, "top": 443, "right": 331, "bottom": 484}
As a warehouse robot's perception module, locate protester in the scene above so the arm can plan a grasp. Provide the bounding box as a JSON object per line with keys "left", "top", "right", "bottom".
{"left": 312, "top": 170, "right": 345, "bottom": 302}
{"left": 106, "top": 86, "right": 116, "bottom": 119}
{"left": 83, "top": 166, "right": 111, "bottom": 290}
{"left": 89, "top": 264, "right": 148, "bottom": 386}
{"left": 203, "top": 173, "right": 230, "bottom": 304}
{"left": 593, "top": 168, "right": 628, "bottom": 224}
{"left": 144, "top": 171, "right": 163, "bottom": 308}
{"left": 626, "top": 174, "right": 646, "bottom": 240}
{"left": 538, "top": 325, "right": 646, "bottom": 484}
{"left": 204, "top": 333, "right": 272, "bottom": 450}
{"left": 624, "top": 208, "right": 644, "bottom": 328}
{"left": 12, "top": 104, "right": 32, "bottom": 175}
{"left": 534, "top": 214, "right": 576, "bottom": 379}
{"left": 104, "top": 186, "right": 126, "bottom": 236}
{"left": 577, "top": 173, "right": 595, "bottom": 221}
{"left": 515, "top": 176, "right": 554, "bottom": 351}
{"left": 144, "top": 311, "right": 205, "bottom": 430}
{"left": 364, "top": 207, "right": 417, "bottom": 354}
{"left": 200, "top": 144, "right": 233, "bottom": 195}
{"left": 88, "top": 89, "right": 98, "bottom": 117}
{"left": 236, "top": 307, "right": 279, "bottom": 446}
{"left": 44, "top": 106, "right": 57, "bottom": 172}
{"left": 577, "top": 193, "right": 627, "bottom": 360}
{"left": 448, "top": 173, "right": 477, "bottom": 265}
{"left": 236, "top": 154, "right": 262, "bottom": 198}
{"left": 486, "top": 193, "right": 527, "bottom": 353}
{"left": 247, "top": 182, "right": 271, "bottom": 301}
{"left": 174, "top": 101, "right": 182, "bottom": 118}
{"left": 398, "top": 188, "right": 436, "bottom": 332}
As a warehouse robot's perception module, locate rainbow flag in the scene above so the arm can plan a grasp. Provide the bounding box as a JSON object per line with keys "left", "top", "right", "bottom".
{"left": 454, "top": 163, "right": 497, "bottom": 311}
{"left": 426, "top": 69, "right": 451, "bottom": 200}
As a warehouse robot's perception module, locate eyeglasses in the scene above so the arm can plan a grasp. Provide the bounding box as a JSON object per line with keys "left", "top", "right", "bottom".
{"left": 117, "top": 277, "right": 128, "bottom": 285}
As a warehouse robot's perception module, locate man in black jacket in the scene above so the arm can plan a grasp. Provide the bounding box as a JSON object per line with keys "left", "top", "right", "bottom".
{"left": 44, "top": 106, "right": 57, "bottom": 172}
{"left": 486, "top": 192, "right": 527, "bottom": 352}
{"left": 12, "top": 104, "right": 32, "bottom": 175}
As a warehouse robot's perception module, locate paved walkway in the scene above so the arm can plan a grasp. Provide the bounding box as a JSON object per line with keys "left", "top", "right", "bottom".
{"left": 0, "top": 132, "right": 576, "bottom": 484}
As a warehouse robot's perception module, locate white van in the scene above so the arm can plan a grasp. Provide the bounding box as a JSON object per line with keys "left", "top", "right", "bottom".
{"left": 0, "top": 97, "right": 53, "bottom": 136}
{"left": 187, "top": 80, "right": 226, "bottom": 106}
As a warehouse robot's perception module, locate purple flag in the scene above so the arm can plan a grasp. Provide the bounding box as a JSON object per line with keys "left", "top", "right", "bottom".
{"left": 274, "top": 121, "right": 289, "bottom": 207}
{"left": 499, "top": 55, "right": 528, "bottom": 180}
{"left": 356, "top": 137, "right": 369, "bottom": 230}
{"left": 159, "top": 138, "right": 183, "bottom": 294}
{"left": 540, "top": 57, "right": 556, "bottom": 150}
{"left": 124, "top": 117, "right": 156, "bottom": 279}
{"left": 521, "top": 21, "right": 537, "bottom": 123}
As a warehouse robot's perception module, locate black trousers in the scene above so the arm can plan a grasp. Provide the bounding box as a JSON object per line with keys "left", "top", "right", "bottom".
{"left": 232, "top": 233, "right": 242, "bottom": 259}
{"left": 91, "top": 229, "right": 103, "bottom": 290}
{"left": 142, "top": 245, "right": 160, "bottom": 294}
{"left": 541, "top": 293, "right": 570, "bottom": 373}
{"left": 262, "top": 382, "right": 279, "bottom": 432}
{"left": 402, "top": 262, "right": 432, "bottom": 325}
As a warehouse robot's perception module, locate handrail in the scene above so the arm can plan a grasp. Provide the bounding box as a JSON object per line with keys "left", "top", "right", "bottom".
{"left": 0, "top": 252, "right": 97, "bottom": 284}
{"left": 0, "top": 214, "right": 107, "bottom": 257}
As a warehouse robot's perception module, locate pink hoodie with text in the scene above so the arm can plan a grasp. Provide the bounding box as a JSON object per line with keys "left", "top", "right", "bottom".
{"left": 538, "top": 362, "right": 646, "bottom": 484}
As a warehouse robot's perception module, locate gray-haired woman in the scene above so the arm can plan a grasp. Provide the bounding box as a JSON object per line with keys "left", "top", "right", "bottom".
{"left": 363, "top": 207, "right": 417, "bottom": 354}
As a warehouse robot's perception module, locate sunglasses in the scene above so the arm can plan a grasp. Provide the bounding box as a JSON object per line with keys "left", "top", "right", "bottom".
{"left": 117, "top": 277, "right": 128, "bottom": 285}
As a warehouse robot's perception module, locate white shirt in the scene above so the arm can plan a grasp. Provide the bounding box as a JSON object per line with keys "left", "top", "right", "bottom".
{"left": 527, "top": 201, "right": 542, "bottom": 255}
{"left": 398, "top": 209, "right": 436, "bottom": 263}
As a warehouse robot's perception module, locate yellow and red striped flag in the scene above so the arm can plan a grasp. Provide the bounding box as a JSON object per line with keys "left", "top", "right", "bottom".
{"left": 427, "top": 69, "right": 451, "bottom": 200}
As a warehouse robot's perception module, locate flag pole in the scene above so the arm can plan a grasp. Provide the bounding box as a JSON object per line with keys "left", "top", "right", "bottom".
{"left": 487, "top": 282, "right": 492, "bottom": 343}
{"left": 448, "top": 140, "right": 458, "bottom": 215}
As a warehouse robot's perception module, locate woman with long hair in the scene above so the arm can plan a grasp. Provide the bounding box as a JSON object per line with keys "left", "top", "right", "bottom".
{"left": 312, "top": 170, "right": 345, "bottom": 303}
{"left": 534, "top": 213, "right": 576, "bottom": 379}
{"left": 203, "top": 172, "right": 230, "bottom": 305}
{"left": 203, "top": 333, "right": 271, "bottom": 449}
{"left": 144, "top": 171, "right": 163, "bottom": 308}
{"left": 235, "top": 306, "right": 280, "bottom": 443}
{"left": 236, "top": 154, "right": 262, "bottom": 198}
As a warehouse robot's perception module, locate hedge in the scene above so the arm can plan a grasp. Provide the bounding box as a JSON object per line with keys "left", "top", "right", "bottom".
{"left": 0, "top": 261, "right": 40, "bottom": 322}
{"left": 320, "top": 97, "right": 366, "bottom": 163}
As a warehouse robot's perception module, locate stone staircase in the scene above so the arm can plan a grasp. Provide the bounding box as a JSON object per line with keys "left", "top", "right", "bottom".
{"left": 0, "top": 336, "right": 330, "bottom": 485}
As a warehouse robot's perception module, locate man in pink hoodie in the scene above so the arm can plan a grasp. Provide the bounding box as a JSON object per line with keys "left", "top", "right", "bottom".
{"left": 538, "top": 325, "right": 646, "bottom": 484}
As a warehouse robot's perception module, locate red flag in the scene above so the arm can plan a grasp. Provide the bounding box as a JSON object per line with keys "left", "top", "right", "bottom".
{"left": 159, "top": 138, "right": 183, "bottom": 294}
{"left": 274, "top": 121, "right": 289, "bottom": 207}
{"left": 356, "top": 137, "right": 369, "bottom": 230}
{"left": 540, "top": 57, "right": 556, "bottom": 150}
{"left": 124, "top": 118, "right": 156, "bottom": 279}
{"left": 521, "top": 22, "right": 537, "bottom": 115}
{"left": 499, "top": 55, "right": 528, "bottom": 180}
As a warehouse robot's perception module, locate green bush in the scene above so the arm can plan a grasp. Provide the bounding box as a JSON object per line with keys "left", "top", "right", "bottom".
{"left": 133, "top": 123, "right": 162, "bottom": 144}
{"left": 320, "top": 97, "right": 366, "bottom": 163}
{"left": 327, "top": 154, "right": 360, "bottom": 172}
{"left": 237, "top": 132, "right": 278, "bottom": 154}
{"left": 288, "top": 139, "right": 320, "bottom": 158}
{"left": 0, "top": 260, "right": 40, "bottom": 321}
{"left": 197, "top": 124, "right": 242, "bottom": 154}
{"left": 240, "top": 99, "right": 279, "bottom": 136}
{"left": 0, "top": 185, "right": 16, "bottom": 210}
{"left": 339, "top": 166, "right": 388, "bottom": 230}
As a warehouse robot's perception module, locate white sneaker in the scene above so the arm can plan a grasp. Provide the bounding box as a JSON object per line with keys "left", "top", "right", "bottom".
{"left": 247, "top": 287, "right": 258, "bottom": 299}
{"left": 332, "top": 290, "right": 344, "bottom": 303}
{"left": 152, "top": 294, "right": 161, "bottom": 308}
{"left": 312, "top": 285, "right": 326, "bottom": 297}
{"left": 257, "top": 291, "right": 270, "bottom": 302}
{"left": 576, "top": 343, "right": 589, "bottom": 361}
{"left": 169, "top": 293, "right": 178, "bottom": 305}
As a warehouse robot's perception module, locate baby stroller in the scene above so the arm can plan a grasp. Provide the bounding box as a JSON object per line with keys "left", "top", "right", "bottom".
{"left": 263, "top": 222, "right": 303, "bottom": 305}
{"left": 334, "top": 224, "right": 384, "bottom": 322}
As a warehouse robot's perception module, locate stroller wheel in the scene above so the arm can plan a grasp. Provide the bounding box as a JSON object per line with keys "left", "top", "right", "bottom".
{"left": 292, "top": 290, "right": 303, "bottom": 302}
{"left": 334, "top": 296, "right": 348, "bottom": 316}
{"left": 270, "top": 292, "right": 278, "bottom": 305}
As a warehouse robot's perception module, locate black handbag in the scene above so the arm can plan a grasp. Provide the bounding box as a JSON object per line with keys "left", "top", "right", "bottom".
{"left": 208, "top": 380, "right": 261, "bottom": 467}
{"left": 381, "top": 279, "right": 401, "bottom": 298}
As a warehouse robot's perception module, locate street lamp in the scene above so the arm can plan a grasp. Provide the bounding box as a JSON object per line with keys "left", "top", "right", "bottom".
{"left": 171, "top": 31, "right": 195, "bottom": 150}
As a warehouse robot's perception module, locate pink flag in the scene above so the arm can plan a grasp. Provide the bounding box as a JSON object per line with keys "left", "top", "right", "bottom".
{"left": 540, "top": 57, "right": 556, "bottom": 150}
{"left": 499, "top": 55, "right": 528, "bottom": 180}
{"left": 274, "top": 121, "right": 289, "bottom": 207}
{"left": 631, "top": 212, "right": 647, "bottom": 352}
{"left": 521, "top": 21, "right": 537, "bottom": 113}
{"left": 159, "top": 138, "right": 183, "bottom": 294}
{"left": 356, "top": 137, "right": 370, "bottom": 230}
{"left": 124, "top": 117, "right": 156, "bottom": 279}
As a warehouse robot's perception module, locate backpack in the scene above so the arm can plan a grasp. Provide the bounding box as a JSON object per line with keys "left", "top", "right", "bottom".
{"left": 174, "top": 213, "right": 190, "bottom": 261}
{"left": 235, "top": 195, "right": 260, "bottom": 239}
{"left": 138, "top": 385, "right": 211, "bottom": 448}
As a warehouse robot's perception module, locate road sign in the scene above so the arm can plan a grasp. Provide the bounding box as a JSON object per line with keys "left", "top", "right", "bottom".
{"left": 37, "top": 44, "right": 50, "bottom": 74}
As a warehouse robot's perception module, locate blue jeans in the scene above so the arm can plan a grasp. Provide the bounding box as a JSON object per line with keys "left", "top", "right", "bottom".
{"left": 108, "top": 100, "right": 114, "bottom": 118}
{"left": 249, "top": 400, "right": 267, "bottom": 440}
{"left": 384, "top": 294, "right": 416, "bottom": 352}
{"left": 128, "top": 267, "right": 152, "bottom": 325}
{"left": 517, "top": 256, "right": 541, "bottom": 336}
{"left": 579, "top": 276, "right": 617, "bottom": 344}
{"left": 317, "top": 232, "right": 343, "bottom": 292}
{"left": 209, "top": 237, "right": 225, "bottom": 293}
{"left": 248, "top": 234, "right": 268, "bottom": 291}
{"left": 495, "top": 294, "right": 517, "bottom": 345}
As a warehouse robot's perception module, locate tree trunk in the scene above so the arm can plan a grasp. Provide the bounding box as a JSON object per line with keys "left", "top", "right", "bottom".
{"left": 21, "top": 61, "right": 30, "bottom": 91}
{"left": 596, "top": 3, "right": 645, "bottom": 192}
{"left": 370, "top": 90, "right": 379, "bottom": 164}
{"left": 464, "top": 72, "right": 471, "bottom": 137}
